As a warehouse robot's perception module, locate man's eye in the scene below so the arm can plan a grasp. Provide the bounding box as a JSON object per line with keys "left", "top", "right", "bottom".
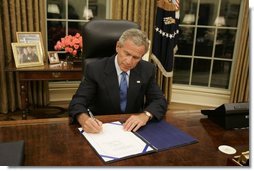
{"left": 125, "top": 52, "right": 131, "bottom": 56}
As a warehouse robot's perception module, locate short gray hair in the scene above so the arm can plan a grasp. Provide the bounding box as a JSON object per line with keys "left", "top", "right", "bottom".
{"left": 118, "top": 28, "right": 149, "bottom": 52}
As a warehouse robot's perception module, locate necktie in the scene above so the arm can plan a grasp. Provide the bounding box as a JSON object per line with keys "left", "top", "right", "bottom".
{"left": 120, "top": 72, "right": 127, "bottom": 112}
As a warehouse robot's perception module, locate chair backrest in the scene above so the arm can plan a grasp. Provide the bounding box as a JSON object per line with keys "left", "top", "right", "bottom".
{"left": 81, "top": 19, "right": 140, "bottom": 71}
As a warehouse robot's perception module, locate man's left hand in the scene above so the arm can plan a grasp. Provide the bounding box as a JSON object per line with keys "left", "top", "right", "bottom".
{"left": 123, "top": 113, "right": 150, "bottom": 132}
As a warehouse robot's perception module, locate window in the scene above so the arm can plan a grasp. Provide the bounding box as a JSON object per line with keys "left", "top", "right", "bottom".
{"left": 172, "top": 0, "right": 242, "bottom": 106}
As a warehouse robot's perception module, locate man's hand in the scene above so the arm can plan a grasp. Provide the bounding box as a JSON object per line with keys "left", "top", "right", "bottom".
{"left": 77, "top": 113, "right": 103, "bottom": 133}
{"left": 123, "top": 113, "right": 150, "bottom": 132}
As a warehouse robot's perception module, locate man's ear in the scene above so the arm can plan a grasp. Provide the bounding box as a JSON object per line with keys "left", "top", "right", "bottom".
{"left": 116, "top": 41, "right": 120, "bottom": 53}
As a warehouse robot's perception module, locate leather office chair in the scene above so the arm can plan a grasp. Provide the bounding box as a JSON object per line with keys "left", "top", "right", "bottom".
{"left": 81, "top": 19, "right": 140, "bottom": 76}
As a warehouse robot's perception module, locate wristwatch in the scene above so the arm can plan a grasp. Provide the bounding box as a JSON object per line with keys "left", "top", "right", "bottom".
{"left": 144, "top": 111, "right": 153, "bottom": 120}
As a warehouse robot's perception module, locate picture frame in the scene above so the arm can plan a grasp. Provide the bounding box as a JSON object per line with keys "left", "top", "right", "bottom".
{"left": 48, "top": 51, "right": 60, "bottom": 64}
{"left": 16, "top": 32, "right": 44, "bottom": 57}
{"left": 11, "top": 43, "right": 44, "bottom": 68}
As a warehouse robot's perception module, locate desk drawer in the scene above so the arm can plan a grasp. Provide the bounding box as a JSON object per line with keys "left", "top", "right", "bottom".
{"left": 19, "top": 71, "right": 82, "bottom": 81}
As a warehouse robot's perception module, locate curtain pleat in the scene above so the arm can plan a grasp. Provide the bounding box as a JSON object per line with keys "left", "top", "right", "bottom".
{"left": 21, "top": 1, "right": 28, "bottom": 31}
{"left": 0, "top": 0, "right": 48, "bottom": 114}
{"left": 1, "top": 0, "right": 18, "bottom": 113}
{"left": 139, "top": 0, "right": 146, "bottom": 31}
{"left": 230, "top": 0, "right": 249, "bottom": 103}
{"left": 15, "top": 1, "right": 22, "bottom": 32}
{"left": 111, "top": 0, "right": 155, "bottom": 40}
{"left": 0, "top": 1, "right": 8, "bottom": 113}
{"left": 34, "top": 0, "right": 40, "bottom": 31}
{"left": 122, "top": 0, "right": 128, "bottom": 19}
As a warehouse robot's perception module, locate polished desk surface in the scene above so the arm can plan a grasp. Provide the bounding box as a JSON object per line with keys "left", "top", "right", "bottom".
{"left": 5, "top": 63, "right": 82, "bottom": 72}
{"left": 5, "top": 63, "right": 82, "bottom": 81}
{"left": 0, "top": 111, "right": 249, "bottom": 166}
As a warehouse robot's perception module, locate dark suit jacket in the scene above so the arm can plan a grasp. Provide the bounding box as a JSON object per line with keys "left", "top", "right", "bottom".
{"left": 69, "top": 55, "right": 167, "bottom": 123}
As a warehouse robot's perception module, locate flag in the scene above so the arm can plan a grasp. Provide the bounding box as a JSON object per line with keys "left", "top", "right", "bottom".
{"left": 151, "top": 0, "right": 180, "bottom": 77}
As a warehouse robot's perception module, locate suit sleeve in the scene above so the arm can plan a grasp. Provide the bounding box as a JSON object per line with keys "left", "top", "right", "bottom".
{"left": 143, "top": 65, "right": 168, "bottom": 120}
{"left": 68, "top": 64, "right": 96, "bottom": 123}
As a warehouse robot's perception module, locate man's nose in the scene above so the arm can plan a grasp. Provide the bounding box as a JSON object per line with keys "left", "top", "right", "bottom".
{"left": 126, "top": 56, "right": 133, "bottom": 64}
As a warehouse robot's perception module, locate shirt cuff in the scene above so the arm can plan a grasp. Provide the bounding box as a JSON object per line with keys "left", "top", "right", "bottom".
{"left": 144, "top": 111, "right": 153, "bottom": 120}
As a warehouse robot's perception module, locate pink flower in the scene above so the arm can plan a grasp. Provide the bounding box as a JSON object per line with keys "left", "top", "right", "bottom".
{"left": 74, "top": 44, "right": 79, "bottom": 50}
{"left": 72, "top": 50, "right": 78, "bottom": 56}
{"left": 54, "top": 33, "right": 83, "bottom": 59}
{"left": 75, "top": 33, "right": 81, "bottom": 38}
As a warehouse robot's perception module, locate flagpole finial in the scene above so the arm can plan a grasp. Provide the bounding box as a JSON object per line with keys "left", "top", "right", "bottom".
{"left": 157, "top": 0, "right": 180, "bottom": 11}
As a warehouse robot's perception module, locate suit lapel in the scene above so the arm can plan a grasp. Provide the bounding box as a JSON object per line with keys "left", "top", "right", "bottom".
{"left": 103, "top": 56, "right": 121, "bottom": 112}
{"left": 126, "top": 66, "right": 142, "bottom": 112}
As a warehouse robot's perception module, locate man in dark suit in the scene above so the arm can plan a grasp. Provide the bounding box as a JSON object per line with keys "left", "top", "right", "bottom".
{"left": 69, "top": 29, "right": 167, "bottom": 133}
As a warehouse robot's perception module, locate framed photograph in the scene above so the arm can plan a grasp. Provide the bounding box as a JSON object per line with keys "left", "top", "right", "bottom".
{"left": 16, "top": 32, "right": 44, "bottom": 57}
{"left": 48, "top": 51, "right": 60, "bottom": 64}
{"left": 11, "top": 43, "right": 44, "bottom": 68}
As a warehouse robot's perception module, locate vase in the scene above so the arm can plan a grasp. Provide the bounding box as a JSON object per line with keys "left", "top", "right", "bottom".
{"left": 65, "top": 55, "right": 82, "bottom": 67}
{"left": 73, "top": 59, "right": 82, "bottom": 67}
{"left": 65, "top": 58, "right": 74, "bottom": 65}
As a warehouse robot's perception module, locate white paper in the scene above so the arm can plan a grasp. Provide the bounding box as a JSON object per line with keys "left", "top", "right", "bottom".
{"left": 78, "top": 121, "right": 154, "bottom": 162}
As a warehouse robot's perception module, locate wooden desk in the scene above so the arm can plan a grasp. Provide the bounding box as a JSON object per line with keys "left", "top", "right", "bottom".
{"left": 0, "top": 111, "right": 249, "bottom": 166}
{"left": 5, "top": 64, "right": 82, "bottom": 119}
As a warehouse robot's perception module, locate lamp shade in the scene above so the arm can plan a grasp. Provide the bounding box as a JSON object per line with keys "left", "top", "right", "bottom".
{"left": 214, "top": 16, "right": 226, "bottom": 26}
{"left": 83, "top": 8, "right": 93, "bottom": 20}
{"left": 183, "top": 14, "right": 195, "bottom": 24}
{"left": 48, "top": 4, "right": 60, "bottom": 14}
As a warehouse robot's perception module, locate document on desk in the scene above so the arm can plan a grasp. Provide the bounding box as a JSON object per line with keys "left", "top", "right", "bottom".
{"left": 78, "top": 121, "right": 156, "bottom": 163}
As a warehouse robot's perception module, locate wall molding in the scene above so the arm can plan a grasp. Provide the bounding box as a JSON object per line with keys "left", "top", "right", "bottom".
{"left": 49, "top": 82, "right": 231, "bottom": 107}
{"left": 171, "top": 85, "right": 230, "bottom": 107}
{"left": 49, "top": 81, "right": 80, "bottom": 102}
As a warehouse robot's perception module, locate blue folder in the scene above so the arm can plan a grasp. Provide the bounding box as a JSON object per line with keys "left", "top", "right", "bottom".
{"left": 136, "top": 120, "right": 198, "bottom": 151}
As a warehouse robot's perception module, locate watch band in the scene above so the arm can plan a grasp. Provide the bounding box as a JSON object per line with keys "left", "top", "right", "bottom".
{"left": 144, "top": 111, "right": 153, "bottom": 120}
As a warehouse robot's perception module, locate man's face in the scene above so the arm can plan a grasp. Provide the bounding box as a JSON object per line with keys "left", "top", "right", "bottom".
{"left": 116, "top": 39, "right": 146, "bottom": 72}
{"left": 27, "top": 47, "right": 32, "bottom": 53}
{"left": 23, "top": 48, "right": 28, "bottom": 55}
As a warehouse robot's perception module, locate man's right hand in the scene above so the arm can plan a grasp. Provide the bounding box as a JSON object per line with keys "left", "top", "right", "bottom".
{"left": 77, "top": 113, "right": 103, "bottom": 133}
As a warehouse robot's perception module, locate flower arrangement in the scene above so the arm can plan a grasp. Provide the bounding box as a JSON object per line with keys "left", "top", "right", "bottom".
{"left": 54, "top": 33, "right": 83, "bottom": 60}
